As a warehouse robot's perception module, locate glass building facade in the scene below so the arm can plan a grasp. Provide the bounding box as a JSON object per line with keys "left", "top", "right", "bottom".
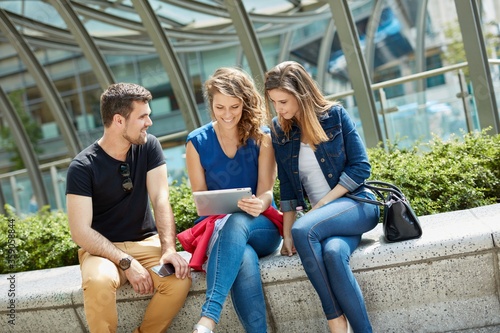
{"left": 0, "top": 0, "right": 499, "bottom": 215}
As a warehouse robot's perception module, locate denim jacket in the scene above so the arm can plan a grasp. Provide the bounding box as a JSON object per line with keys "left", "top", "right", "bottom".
{"left": 271, "top": 104, "right": 371, "bottom": 212}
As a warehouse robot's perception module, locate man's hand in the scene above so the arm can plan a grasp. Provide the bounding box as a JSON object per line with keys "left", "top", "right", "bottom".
{"left": 160, "top": 252, "right": 191, "bottom": 279}
{"left": 125, "top": 259, "right": 154, "bottom": 294}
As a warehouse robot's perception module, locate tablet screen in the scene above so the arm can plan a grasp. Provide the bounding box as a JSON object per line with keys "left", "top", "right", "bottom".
{"left": 193, "top": 187, "right": 252, "bottom": 216}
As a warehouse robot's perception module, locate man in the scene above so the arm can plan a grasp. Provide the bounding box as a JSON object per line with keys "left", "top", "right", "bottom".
{"left": 66, "top": 83, "right": 191, "bottom": 333}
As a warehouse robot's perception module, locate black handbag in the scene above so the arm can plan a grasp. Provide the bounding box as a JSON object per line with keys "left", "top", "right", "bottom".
{"left": 346, "top": 180, "right": 423, "bottom": 242}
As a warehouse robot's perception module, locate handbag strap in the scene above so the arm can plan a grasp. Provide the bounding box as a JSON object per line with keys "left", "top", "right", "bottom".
{"left": 344, "top": 192, "right": 384, "bottom": 206}
{"left": 345, "top": 180, "right": 406, "bottom": 206}
{"left": 364, "top": 181, "right": 405, "bottom": 198}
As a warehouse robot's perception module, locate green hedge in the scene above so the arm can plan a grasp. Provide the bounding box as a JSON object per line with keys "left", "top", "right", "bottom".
{"left": 368, "top": 129, "right": 499, "bottom": 215}
{"left": 0, "top": 206, "right": 78, "bottom": 274}
{"left": 1, "top": 129, "right": 499, "bottom": 274}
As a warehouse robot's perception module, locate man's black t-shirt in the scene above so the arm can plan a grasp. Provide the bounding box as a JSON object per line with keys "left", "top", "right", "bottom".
{"left": 66, "top": 134, "right": 165, "bottom": 242}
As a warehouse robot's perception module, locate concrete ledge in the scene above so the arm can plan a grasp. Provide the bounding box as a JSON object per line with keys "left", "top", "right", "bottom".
{"left": 1, "top": 204, "right": 499, "bottom": 332}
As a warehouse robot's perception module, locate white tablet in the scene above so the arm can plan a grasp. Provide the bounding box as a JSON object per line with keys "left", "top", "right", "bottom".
{"left": 192, "top": 187, "right": 252, "bottom": 216}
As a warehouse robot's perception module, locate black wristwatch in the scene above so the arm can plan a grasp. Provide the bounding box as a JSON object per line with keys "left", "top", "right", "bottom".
{"left": 119, "top": 256, "right": 133, "bottom": 271}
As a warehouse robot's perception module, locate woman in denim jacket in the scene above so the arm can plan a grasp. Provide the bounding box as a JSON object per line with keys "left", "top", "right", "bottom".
{"left": 264, "top": 61, "right": 380, "bottom": 333}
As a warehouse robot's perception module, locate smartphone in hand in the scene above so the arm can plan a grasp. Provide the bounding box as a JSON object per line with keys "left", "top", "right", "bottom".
{"left": 151, "top": 263, "right": 175, "bottom": 277}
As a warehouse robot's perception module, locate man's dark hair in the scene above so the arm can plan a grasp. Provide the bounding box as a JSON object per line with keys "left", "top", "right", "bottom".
{"left": 100, "top": 83, "right": 152, "bottom": 127}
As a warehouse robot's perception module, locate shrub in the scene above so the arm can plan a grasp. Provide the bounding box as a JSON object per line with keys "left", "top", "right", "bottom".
{"left": 168, "top": 178, "right": 198, "bottom": 251}
{"left": 169, "top": 178, "right": 198, "bottom": 234}
{"left": 0, "top": 206, "right": 78, "bottom": 274}
{"left": 368, "top": 129, "right": 499, "bottom": 216}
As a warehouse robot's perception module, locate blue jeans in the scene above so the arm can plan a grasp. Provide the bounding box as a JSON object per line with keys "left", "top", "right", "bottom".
{"left": 291, "top": 194, "right": 379, "bottom": 333}
{"left": 202, "top": 212, "right": 281, "bottom": 333}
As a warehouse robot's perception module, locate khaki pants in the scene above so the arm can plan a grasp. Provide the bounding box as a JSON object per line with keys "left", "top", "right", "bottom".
{"left": 78, "top": 234, "right": 191, "bottom": 333}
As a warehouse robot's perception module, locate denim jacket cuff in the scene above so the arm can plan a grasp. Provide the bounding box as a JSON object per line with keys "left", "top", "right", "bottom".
{"left": 339, "top": 172, "right": 362, "bottom": 192}
{"left": 279, "top": 199, "right": 298, "bottom": 212}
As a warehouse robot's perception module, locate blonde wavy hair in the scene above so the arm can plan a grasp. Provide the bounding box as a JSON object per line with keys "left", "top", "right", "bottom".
{"left": 264, "top": 61, "right": 339, "bottom": 149}
{"left": 204, "top": 67, "right": 267, "bottom": 146}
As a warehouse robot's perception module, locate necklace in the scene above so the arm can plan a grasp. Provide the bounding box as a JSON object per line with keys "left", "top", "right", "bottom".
{"left": 216, "top": 122, "right": 238, "bottom": 158}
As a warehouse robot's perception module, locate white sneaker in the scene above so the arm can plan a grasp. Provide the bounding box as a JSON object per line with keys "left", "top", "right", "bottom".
{"left": 193, "top": 324, "right": 214, "bottom": 333}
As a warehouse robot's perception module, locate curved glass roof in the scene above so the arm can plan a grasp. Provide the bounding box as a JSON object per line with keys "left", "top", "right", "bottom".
{"left": 0, "top": 0, "right": 335, "bottom": 53}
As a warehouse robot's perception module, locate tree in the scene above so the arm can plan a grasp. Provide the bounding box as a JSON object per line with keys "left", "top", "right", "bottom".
{"left": 0, "top": 90, "right": 43, "bottom": 170}
{"left": 442, "top": 19, "right": 500, "bottom": 78}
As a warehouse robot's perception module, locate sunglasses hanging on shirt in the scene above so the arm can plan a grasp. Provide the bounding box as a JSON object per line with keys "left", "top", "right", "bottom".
{"left": 119, "top": 163, "right": 133, "bottom": 192}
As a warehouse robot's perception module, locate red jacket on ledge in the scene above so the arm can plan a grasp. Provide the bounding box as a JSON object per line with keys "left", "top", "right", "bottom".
{"left": 177, "top": 206, "right": 283, "bottom": 271}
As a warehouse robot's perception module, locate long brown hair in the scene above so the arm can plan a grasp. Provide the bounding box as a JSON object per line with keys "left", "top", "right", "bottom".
{"left": 264, "top": 61, "right": 339, "bottom": 148}
{"left": 204, "top": 67, "right": 267, "bottom": 146}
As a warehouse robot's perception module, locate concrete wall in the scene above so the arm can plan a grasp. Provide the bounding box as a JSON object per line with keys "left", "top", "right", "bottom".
{"left": 1, "top": 203, "right": 499, "bottom": 332}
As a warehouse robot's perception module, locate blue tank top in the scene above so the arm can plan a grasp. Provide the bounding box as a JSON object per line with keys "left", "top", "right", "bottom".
{"left": 186, "top": 122, "right": 264, "bottom": 194}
